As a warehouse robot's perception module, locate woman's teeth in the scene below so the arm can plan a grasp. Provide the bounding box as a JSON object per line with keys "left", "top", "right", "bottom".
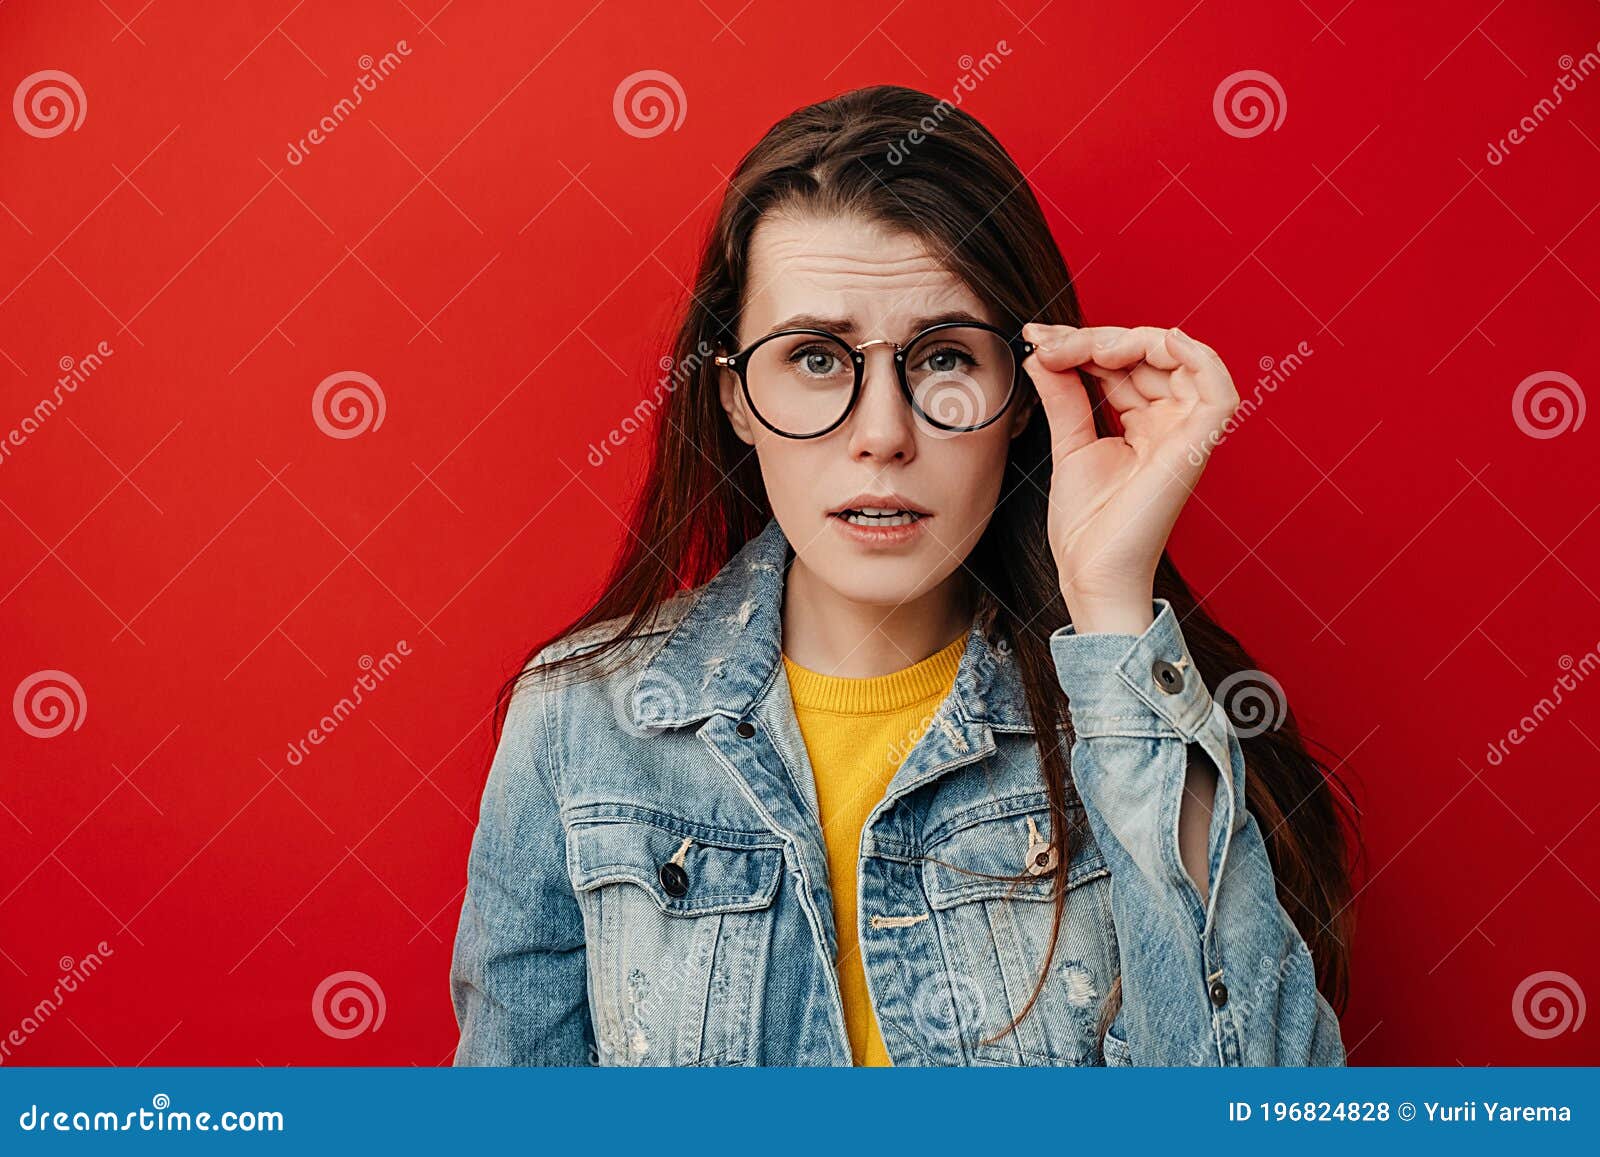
{"left": 839, "top": 509, "right": 923, "bottom": 526}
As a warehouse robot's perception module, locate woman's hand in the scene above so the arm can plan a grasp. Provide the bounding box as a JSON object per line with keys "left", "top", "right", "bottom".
{"left": 1020, "top": 323, "right": 1240, "bottom": 636}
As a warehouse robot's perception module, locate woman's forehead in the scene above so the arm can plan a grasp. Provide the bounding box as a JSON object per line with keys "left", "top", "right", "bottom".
{"left": 742, "top": 214, "right": 987, "bottom": 332}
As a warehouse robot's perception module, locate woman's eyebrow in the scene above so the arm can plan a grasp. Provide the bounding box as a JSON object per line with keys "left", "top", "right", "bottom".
{"left": 762, "top": 309, "right": 991, "bottom": 339}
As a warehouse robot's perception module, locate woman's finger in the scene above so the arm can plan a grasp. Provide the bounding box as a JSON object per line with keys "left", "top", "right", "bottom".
{"left": 1093, "top": 326, "right": 1181, "bottom": 372}
{"left": 1028, "top": 325, "right": 1182, "bottom": 374}
{"left": 1023, "top": 324, "right": 1124, "bottom": 370}
{"left": 1124, "top": 360, "right": 1176, "bottom": 401}
{"left": 1033, "top": 350, "right": 1164, "bottom": 410}
{"left": 1097, "top": 367, "right": 1148, "bottom": 415}
{"left": 1135, "top": 327, "right": 1184, "bottom": 372}
{"left": 1164, "top": 328, "right": 1237, "bottom": 414}
{"left": 1023, "top": 324, "right": 1226, "bottom": 412}
{"left": 1039, "top": 344, "right": 1174, "bottom": 404}
{"left": 1098, "top": 329, "right": 1188, "bottom": 407}
{"left": 1020, "top": 347, "right": 1099, "bottom": 459}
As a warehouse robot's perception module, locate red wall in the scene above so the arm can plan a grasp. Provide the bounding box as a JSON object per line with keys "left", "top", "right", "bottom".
{"left": 2, "top": 0, "right": 1596, "bottom": 1066}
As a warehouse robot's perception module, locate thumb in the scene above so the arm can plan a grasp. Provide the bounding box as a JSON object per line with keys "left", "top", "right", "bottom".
{"left": 1022, "top": 352, "right": 1098, "bottom": 460}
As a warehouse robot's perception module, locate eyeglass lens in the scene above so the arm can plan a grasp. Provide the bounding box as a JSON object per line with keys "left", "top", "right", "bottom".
{"left": 744, "top": 326, "right": 1016, "bottom": 437}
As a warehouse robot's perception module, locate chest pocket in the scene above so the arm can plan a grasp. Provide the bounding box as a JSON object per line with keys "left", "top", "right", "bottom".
{"left": 918, "top": 795, "right": 1118, "bottom": 1066}
{"left": 565, "top": 804, "right": 785, "bottom": 1066}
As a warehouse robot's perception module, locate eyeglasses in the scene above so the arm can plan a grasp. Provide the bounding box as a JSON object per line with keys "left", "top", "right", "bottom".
{"left": 714, "top": 321, "right": 1036, "bottom": 439}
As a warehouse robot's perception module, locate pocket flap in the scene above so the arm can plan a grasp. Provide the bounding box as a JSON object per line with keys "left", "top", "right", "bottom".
{"left": 922, "top": 800, "right": 1107, "bottom": 910}
{"left": 567, "top": 808, "right": 785, "bottom": 916}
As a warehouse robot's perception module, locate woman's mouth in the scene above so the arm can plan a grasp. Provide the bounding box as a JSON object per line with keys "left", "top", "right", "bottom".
{"left": 827, "top": 507, "right": 932, "bottom": 545}
{"left": 831, "top": 507, "right": 928, "bottom": 527}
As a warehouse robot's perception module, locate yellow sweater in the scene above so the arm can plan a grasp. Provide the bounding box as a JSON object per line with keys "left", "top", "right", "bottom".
{"left": 781, "top": 629, "right": 968, "bottom": 1066}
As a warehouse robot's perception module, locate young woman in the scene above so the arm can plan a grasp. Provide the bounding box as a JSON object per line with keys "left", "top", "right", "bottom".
{"left": 449, "top": 84, "right": 1355, "bottom": 1067}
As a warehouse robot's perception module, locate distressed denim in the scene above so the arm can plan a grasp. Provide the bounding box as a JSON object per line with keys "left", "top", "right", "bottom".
{"left": 450, "top": 516, "right": 1345, "bottom": 1066}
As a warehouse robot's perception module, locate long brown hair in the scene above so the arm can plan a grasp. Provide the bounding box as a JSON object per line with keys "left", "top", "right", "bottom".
{"left": 496, "top": 83, "right": 1358, "bottom": 1049}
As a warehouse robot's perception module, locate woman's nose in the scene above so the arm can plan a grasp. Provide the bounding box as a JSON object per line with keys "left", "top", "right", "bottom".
{"left": 845, "top": 347, "right": 917, "bottom": 461}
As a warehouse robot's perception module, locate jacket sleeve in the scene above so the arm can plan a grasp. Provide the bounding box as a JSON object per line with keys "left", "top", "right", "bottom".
{"left": 450, "top": 670, "right": 594, "bottom": 1065}
{"left": 1049, "top": 598, "right": 1345, "bottom": 1067}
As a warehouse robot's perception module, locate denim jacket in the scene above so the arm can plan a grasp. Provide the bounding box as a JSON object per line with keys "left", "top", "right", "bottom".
{"left": 450, "top": 516, "right": 1345, "bottom": 1066}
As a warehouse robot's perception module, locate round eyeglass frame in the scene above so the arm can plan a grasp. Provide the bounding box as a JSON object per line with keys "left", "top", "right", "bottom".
{"left": 713, "top": 321, "right": 1037, "bottom": 440}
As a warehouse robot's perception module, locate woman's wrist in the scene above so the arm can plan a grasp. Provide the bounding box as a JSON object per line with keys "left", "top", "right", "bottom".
{"left": 1061, "top": 588, "right": 1156, "bottom": 636}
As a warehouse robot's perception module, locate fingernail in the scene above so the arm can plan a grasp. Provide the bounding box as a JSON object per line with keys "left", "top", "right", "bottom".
{"left": 1169, "top": 326, "right": 1195, "bottom": 348}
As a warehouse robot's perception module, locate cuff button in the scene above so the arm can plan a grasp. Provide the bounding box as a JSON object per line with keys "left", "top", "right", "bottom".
{"left": 1152, "top": 659, "right": 1185, "bottom": 694}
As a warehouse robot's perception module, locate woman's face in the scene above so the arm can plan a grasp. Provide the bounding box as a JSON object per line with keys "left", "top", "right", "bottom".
{"left": 720, "top": 212, "right": 1034, "bottom": 609}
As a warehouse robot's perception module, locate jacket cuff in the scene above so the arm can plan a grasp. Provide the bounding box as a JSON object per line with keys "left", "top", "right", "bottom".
{"left": 1048, "top": 598, "right": 1216, "bottom": 740}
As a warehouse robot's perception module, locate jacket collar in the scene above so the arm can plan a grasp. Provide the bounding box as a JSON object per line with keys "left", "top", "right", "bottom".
{"left": 628, "top": 515, "right": 1035, "bottom": 733}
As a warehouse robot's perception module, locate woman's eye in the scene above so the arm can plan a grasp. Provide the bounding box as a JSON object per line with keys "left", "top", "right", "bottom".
{"left": 791, "top": 347, "right": 842, "bottom": 376}
{"left": 918, "top": 346, "right": 976, "bottom": 374}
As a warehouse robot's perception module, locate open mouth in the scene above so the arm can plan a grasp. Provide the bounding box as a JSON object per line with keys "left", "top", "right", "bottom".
{"left": 829, "top": 507, "right": 930, "bottom": 528}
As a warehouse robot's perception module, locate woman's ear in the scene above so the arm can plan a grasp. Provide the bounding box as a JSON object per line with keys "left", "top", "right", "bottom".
{"left": 718, "top": 364, "right": 758, "bottom": 446}
{"left": 1008, "top": 388, "right": 1039, "bottom": 439}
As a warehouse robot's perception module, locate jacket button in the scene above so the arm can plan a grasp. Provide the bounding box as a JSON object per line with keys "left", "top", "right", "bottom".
{"left": 735, "top": 720, "right": 756, "bottom": 738}
{"left": 1152, "top": 659, "right": 1184, "bottom": 694}
{"left": 1208, "top": 979, "right": 1229, "bottom": 1007}
{"left": 658, "top": 861, "right": 689, "bottom": 897}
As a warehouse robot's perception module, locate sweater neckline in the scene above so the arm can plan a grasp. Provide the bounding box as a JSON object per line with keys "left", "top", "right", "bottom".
{"left": 781, "top": 630, "right": 968, "bottom": 715}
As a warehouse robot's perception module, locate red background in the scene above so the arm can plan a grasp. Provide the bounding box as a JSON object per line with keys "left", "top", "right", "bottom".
{"left": 2, "top": 0, "right": 1597, "bottom": 1066}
